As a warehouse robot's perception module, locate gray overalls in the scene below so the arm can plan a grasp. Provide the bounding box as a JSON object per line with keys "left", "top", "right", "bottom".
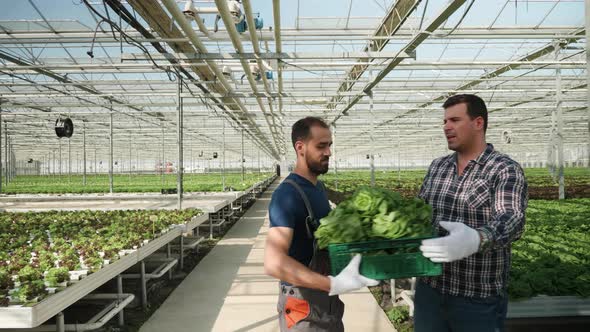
{"left": 277, "top": 180, "right": 345, "bottom": 331}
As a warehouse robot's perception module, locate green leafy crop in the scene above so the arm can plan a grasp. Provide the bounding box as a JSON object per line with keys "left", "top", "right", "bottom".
{"left": 315, "top": 186, "right": 432, "bottom": 248}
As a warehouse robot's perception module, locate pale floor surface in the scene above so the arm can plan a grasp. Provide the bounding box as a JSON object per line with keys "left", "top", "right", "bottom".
{"left": 140, "top": 180, "right": 395, "bottom": 332}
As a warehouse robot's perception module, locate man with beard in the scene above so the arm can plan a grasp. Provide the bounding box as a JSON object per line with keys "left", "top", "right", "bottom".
{"left": 416, "top": 94, "right": 528, "bottom": 332}
{"left": 264, "top": 117, "right": 378, "bottom": 331}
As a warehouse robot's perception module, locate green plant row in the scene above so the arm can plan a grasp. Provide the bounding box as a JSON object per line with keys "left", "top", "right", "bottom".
{"left": 2, "top": 172, "right": 273, "bottom": 194}
{"left": 509, "top": 198, "right": 590, "bottom": 300}
{"left": 386, "top": 306, "right": 413, "bottom": 332}
{"left": 320, "top": 168, "right": 590, "bottom": 194}
{"left": 0, "top": 209, "right": 203, "bottom": 305}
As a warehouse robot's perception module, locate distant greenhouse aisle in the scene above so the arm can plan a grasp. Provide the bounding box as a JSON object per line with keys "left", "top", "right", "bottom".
{"left": 321, "top": 168, "right": 590, "bottom": 200}
{"left": 2, "top": 173, "right": 273, "bottom": 194}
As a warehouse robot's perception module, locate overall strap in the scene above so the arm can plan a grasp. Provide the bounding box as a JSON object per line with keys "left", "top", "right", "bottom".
{"left": 283, "top": 179, "right": 317, "bottom": 239}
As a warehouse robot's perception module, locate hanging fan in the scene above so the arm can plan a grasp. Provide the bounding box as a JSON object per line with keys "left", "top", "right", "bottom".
{"left": 55, "top": 118, "right": 74, "bottom": 138}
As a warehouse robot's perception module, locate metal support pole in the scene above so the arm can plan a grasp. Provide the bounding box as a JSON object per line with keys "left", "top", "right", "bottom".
{"left": 222, "top": 120, "right": 226, "bottom": 191}
{"left": 333, "top": 124, "right": 338, "bottom": 191}
{"left": 0, "top": 107, "right": 2, "bottom": 192}
{"left": 10, "top": 139, "right": 14, "bottom": 182}
{"left": 2, "top": 122, "right": 5, "bottom": 186}
{"left": 109, "top": 110, "right": 114, "bottom": 194}
{"left": 555, "top": 42, "right": 565, "bottom": 199}
{"left": 6, "top": 141, "right": 8, "bottom": 182}
{"left": 241, "top": 129, "right": 245, "bottom": 181}
{"left": 250, "top": 140, "right": 253, "bottom": 178}
{"left": 190, "top": 143, "right": 194, "bottom": 175}
{"left": 6, "top": 138, "right": 9, "bottom": 184}
{"left": 177, "top": 76, "right": 184, "bottom": 209}
{"left": 167, "top": 243, "right": 172, "bottom": 280}
{"left": 68, "top": 138, "right": 71, "bottom": 183}
{"left": 210, "top": 213, "right": 214, "bottom": 240}
{"left": 83, "top": 122, "right": 87, "bottom": 186}
{"left": 368, "top": 90, "right": 375, "bottom": 187}
{"left": 179, "top": 235, "right": 184, "bottom": 270}
{"left": 117, "top": 274, "right": 124, "bottom": 326}
{"left": 161, "top": 121, "right": 165, "bottom": 188}
{"left": 56, "top": 312, "right": 65, "bottom": 332}
{"left": 129, "top": 135, "right": 132, "bottom": 182}
{"left": 587, "top": 0, "right": 590, "bottom": 167}
{"left": 397, "top": 124, "right": 401, "bottom": 182}
{"left": 11, "top": 141, "right": 15, "bottom": 182}
{"left": 7, "top": 140, "right": 10, "bottom": 183}
{"left": 58, "top": 138, "right": 62, "bottom": 177}
{"left": 136, "top": 147, "right": 139, "bottom": 176}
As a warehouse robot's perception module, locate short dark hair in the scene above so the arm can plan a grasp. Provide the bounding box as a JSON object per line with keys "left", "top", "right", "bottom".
{"left": 291, "top": 116, "right": 329, "bottom": 149}
{"left": 442, "top": 94, "right": 488, "bottom": 132}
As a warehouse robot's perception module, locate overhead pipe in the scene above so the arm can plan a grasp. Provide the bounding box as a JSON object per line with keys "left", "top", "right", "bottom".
{"left": 272, "top": 0, "right": 285, "bottom": 119}
{"left": 160, "top": 0, "right": 251, "bottom": 111}
{"left": 132, "top": 0, "right": 257, "bottom": 153}
{"left": 160, "top": 0, "right": 279, "bottom": 160}
{"left": 4, "top": 86, "right": 585, "bottom": 99}
{"left": 243, "top": 0, "right": 284, "bottom": 140}
{"left": 0, "top": 27, "right": 583, "bottom": 43}
{"left": 213, "top": 0, "right": 282, "bottom": 156}
{"left": 106, "top": 0, "right": 258, "bottom": 158}
{"left": 184, "top": 3, "right": 210, "bottom": 37}
{"left": 192, "top": 10, "right": 210, "bottom": 37}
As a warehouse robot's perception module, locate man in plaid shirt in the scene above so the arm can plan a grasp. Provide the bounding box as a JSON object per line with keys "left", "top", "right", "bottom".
{"left": 416, "top": 94, "right": 528, "bottom": 332}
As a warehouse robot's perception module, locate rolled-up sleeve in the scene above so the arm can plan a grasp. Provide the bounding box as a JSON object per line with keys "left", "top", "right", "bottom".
{"left": 478, "top": 165, "right": 528, "bottom": 250}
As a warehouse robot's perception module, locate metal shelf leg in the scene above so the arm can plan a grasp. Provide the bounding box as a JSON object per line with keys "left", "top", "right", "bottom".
{"left": 117, "top": 275, "right": 124, "bottom": 326}
{"left": 140, "top": 260, "right": 147, "bottom": 310}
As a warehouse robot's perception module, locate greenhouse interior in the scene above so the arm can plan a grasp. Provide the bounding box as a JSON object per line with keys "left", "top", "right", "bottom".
{"left": 0, "top": 0, "right": 588, "bottom": 331}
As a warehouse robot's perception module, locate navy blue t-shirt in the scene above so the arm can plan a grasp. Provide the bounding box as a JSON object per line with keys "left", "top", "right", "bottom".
{"left": 268, "top": 173, "right": 331, "bottom": 266}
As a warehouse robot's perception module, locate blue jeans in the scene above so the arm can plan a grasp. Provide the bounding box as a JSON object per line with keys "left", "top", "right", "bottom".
{"left": 414, "top": 280, "right": 508, "bottom": 332}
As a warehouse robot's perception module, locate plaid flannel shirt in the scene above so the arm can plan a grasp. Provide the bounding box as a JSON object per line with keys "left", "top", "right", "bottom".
{"left": 419, "top": 144, "right": 528, "bottom": 298}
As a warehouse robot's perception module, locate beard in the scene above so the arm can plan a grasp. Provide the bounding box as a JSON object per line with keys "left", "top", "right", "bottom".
{"left": 306, "top": 154, "right": 329, "bottom": 175}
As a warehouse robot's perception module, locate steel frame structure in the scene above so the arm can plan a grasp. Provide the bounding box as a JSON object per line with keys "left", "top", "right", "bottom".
{"left": 0, "top": 0, "right": 587, "bottom": 175}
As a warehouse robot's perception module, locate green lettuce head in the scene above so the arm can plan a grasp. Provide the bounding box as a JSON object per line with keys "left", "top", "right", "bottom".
{"left": 352, "top": 187, "right": 383, "bottom": 215}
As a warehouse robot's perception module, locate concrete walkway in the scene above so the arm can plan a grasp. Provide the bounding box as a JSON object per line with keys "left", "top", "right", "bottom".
{"left": 140, "top": 180, "right": 394, "bottom": 332}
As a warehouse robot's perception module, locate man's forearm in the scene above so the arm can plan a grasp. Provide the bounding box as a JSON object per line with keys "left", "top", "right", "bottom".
{"left": 265, "top": 254, "right": 331, "bottom": 292}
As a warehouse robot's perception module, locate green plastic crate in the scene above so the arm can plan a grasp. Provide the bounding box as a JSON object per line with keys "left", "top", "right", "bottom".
{"left": 328, "top": 235, "right": 442, "bottom": 280}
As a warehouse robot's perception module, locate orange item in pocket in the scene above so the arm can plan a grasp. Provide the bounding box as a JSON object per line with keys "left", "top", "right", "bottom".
{"left": 284, "top": 296, "right": 310, "bottom": 328}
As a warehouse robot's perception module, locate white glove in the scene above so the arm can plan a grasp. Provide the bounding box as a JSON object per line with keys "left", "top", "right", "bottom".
{"left": 420, "top": 221, "right": 480, "bottom": 263}
{"left": 328, "top": 254, "right": 379, "bottom": 296}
